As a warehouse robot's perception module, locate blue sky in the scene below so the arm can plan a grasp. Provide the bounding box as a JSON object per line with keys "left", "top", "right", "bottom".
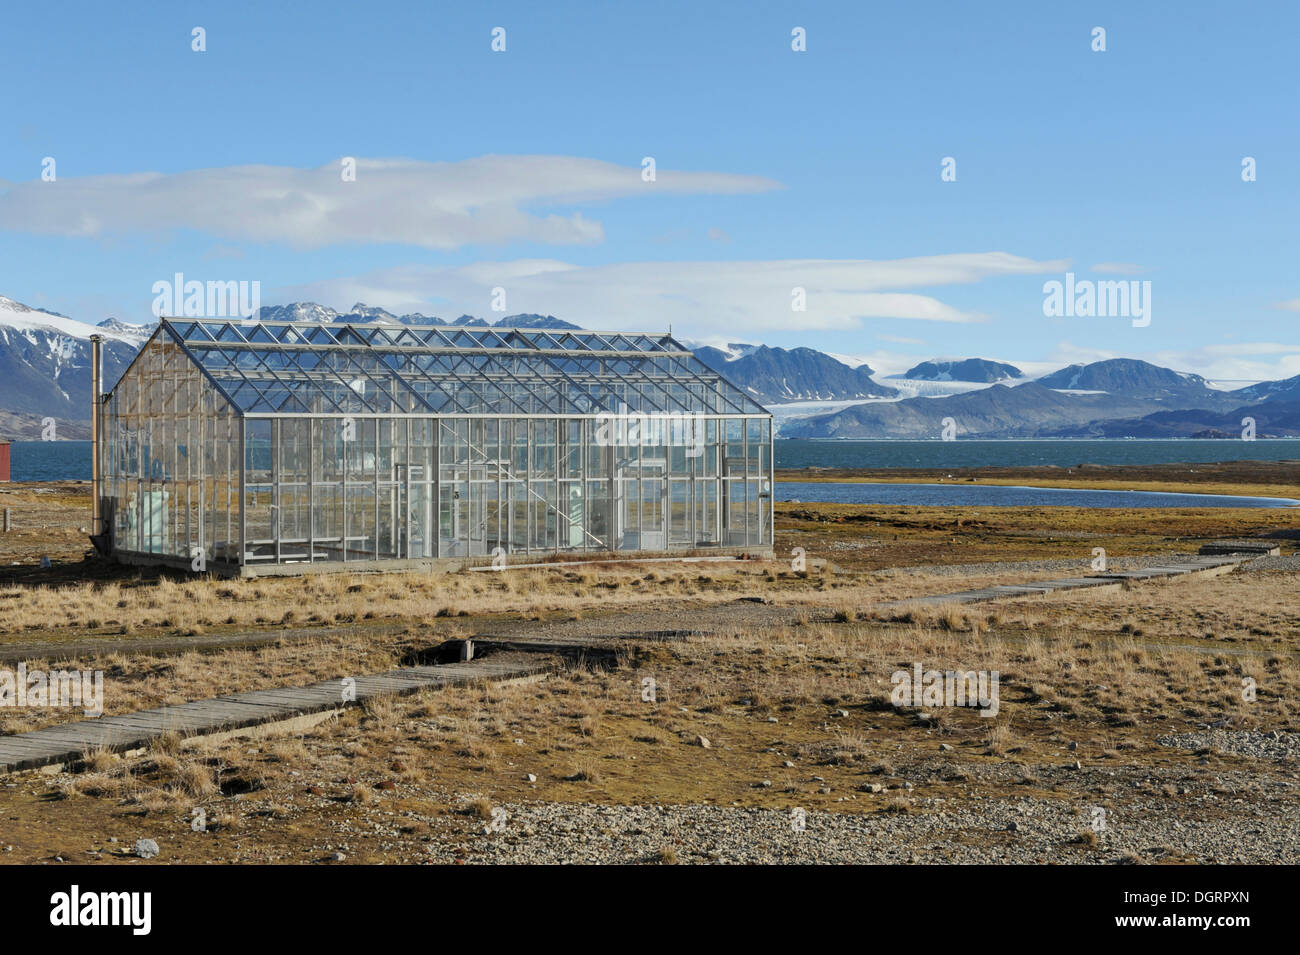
{"left": 2, "top": 0, "right": 1297, "bottom": 382}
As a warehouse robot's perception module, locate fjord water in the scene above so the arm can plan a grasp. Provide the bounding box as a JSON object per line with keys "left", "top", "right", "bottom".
{"left": 8, "top": 441, "right": 95, "bottom": 481}
{"left": 774, "top": 438, "right": 1300, "bottom": 470}
{"left": 776, "top": 481, "right": 1300, "bottom": 509}
{"left": 772, "top": 438, "right": 1300, "bottom": 507}
{"left": 9, "top": 439, "right": 1300, "bottom": 508}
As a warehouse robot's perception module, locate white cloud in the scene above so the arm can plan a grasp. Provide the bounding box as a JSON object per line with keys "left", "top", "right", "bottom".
{"left": 1051, "top": 340, "right": 1300, "bottom": 385}
{"left": 1270, "top": 298, "right": 1300, "bottom": 312}
{"left": 0, "top": 156, "right": 780, "bottom": 251}
{"left": 276, "top": 252, "right": 1067, "bottom": 336}
{"left": 1147, "top": 347, "right": 1300, "bottom": 385}
{"left": 1201, "top": 342, "right": 1300, "bottom": 356}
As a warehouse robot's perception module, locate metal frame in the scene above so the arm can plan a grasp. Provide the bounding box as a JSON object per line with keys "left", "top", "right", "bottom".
{"left": 97, "top": 319, "right": 774, "bottom": 574}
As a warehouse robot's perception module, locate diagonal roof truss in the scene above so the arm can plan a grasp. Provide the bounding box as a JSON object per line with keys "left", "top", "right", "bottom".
{"left": 157, "top": 319, "right": 770, "bottom": 417}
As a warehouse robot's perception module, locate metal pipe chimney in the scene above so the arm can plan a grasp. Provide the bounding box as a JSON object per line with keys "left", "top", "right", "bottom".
{"left": 90, "top": 334, "right": 102, "bottom": 539}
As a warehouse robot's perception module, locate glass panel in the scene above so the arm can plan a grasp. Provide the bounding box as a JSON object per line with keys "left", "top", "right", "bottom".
{"left": 102, "top": 322, "right": 774, "bottom": 569}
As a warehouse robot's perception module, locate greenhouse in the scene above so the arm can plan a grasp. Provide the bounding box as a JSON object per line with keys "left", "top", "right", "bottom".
{"left": 93, "top": 319, "right": 774, "bottom": 576}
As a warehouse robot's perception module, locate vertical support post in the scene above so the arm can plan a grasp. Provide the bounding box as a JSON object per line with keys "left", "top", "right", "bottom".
{"left": 373, "top": 418, "right": 379, "bottom": 560}
{"left": 404, "top": 414, "right": 411, "bottom": 560}
{"left": 514, "top": 420, "right": 520, "bottom": 561}
{"left": 582, "top": 418, "right": 589, "bottom": 554}
{"left": 720, "top": 425, "right": 729, "bottom": 541}
{"left": 689, "top": 438, "right": 697, "bottom": 547}
{"left": 767, "top": 416, "right": 775, "bottom": 548}
{"left": 431, "top": 417, "right": 440, "bottom": 559}
{"left": 237, "top": 417, "right": 246, "bottom": 568}
{"left": 342, "top": 414, "right": 349, "bottom": 564}
{"left": 743, "top": 415, "right": 754, "bottom": 548}
{"left": 553, "top": 417, "right": 560, "bottom": 555}
{"left": 273, "top": 418, "right": 281, "bottom": 564}
{"left": 90, "top": 334, "right": 103, "bottom": 538}
{"left": 308, "top": 414, "right": 315, "bottom": 563}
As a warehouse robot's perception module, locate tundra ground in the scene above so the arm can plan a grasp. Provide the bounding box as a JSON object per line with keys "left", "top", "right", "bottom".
{"left": 0, "top": 475, "right": 1295, "bottom": 864}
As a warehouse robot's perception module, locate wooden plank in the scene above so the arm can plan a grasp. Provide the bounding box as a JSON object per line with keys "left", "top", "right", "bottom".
{"left": 0, "top": 656, "right": 551, "bottom": 774}
{"left": 223, "top": 696, "right": 343, "bottom": 712}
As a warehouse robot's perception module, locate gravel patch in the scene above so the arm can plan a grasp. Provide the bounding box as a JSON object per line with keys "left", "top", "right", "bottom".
{"left": 1237, "top": 555, "right": 1300, "bottom": 573}
{"left": 446, "top": 794, "right": 1300, "bottom": 865}
{"left": 1158, "top": 729, "right": 1300, "bottom": 762}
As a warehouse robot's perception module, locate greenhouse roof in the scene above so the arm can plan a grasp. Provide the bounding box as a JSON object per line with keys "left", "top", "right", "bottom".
{"left": 156, "top": 319, "right": 770, "bottom": 418}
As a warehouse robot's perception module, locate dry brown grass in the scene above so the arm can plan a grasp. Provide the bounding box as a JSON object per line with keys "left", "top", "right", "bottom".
{"left": 1, "top": 487, "right": 1295, "bottom": 863}
{"left": 996, "top": 571, "right": 1300, "bottom": 651}
{"left": 0, "top": 553, "right": 1177, "bottom": 649}
{"left": 10, "top": 562, "right": 1289, "bottom": 747}
{"left": 20, "top": 565, "right": 1294, "bottom": 865}
{"left": 0, "top": 564, "right": 792, "bottom": 640}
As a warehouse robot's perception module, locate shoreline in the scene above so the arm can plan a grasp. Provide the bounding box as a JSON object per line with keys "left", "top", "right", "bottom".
{"left": 774, "top": 459, "right": 1300, "bottom": 500}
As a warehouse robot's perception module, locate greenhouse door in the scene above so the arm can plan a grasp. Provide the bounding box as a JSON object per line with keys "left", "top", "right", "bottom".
{"left": 437, "top": 466, "right": 487, "bottom": 557}
{"left": 668, "top": 479, "right": 692, "bottom": 547}
{"left": 397, "top": 465, "right": 433, "bottom": 559}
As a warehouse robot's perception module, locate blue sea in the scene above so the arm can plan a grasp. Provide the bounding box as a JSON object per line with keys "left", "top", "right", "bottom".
{"left": 774, "top": 438, "right": 1300, "bottom": 471}
{"left": 7, "top": 441, "right": 96, "bottom": 482}
{"left": 776, "top": 481, "right": 1299, "bottom": 509}
{"left": 8, "top": 438, "right": 1299, "bottom": 508}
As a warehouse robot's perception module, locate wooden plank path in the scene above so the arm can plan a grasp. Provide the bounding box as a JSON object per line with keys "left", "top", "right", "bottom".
{"left": 1199, "top": 541, "right": 1281, "bottom": 557}
{"left": 0, "top": 657, "right": 548, "bottom": 774}
{"left": 0, "top": 547, "right": 1266, "bottom": 773}
{"left": 882, "top": 555, "right": 1249, "bottom": 610}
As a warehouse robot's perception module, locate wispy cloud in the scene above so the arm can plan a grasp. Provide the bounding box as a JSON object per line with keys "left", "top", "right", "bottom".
{"left": 1090, "top": 262, "right": 1146, "bottom": 275}
{"left": 276, "top": 252, "right": 1066, "bottom": 336}
{"left": 1270, "top": 298, "right": 1300, "bottom": 312}
{"left": 1052, "top": 340, "right": 1300, "bottom": 384}
{"left": 1201, "top": 342, "right": 1300, "bottom": 356}
{"left": 0, "top": 156, "right": 780, "bottom": 251}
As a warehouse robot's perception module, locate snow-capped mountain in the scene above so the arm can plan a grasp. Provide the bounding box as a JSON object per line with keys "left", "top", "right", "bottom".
{"left": 255, "top": 302, "right": 580, "bottom": 330}
{"left": 255, "top": 302, "right": 340, "bottom": 324}
{"left": 690, "top": 342, "right": 898, "bottom": 404}
{"left": 698, "top": 342, "right": 763, "bottom": 362}
{"left": 1230, "top": 374, "right": 1300, "bottom": 404}
{"left": 95, "top": 317, "right": 155, "bottom": 346}
{"left": 1035, "top": 359, "right": 1224, "bottom": 403}
{"left": 0, "top": 297, "right": 589, "bottom": 435}
{"left": 0, "top": 297, "right": 148, "bottom": 345}
{"left": 0, "top": 297, "right": 147, "bottom": 423}
{"left": 900, "top": 358, "right": 1024, "bottom": 383}
{"left": 882, "top": 378, "right": 1011, "bottom": 400}
{"left": 783, "top": 358, "right": 1290, "bottom": 439}
{"left": 4, "top": 294, "right": 1299, "bottom": 440}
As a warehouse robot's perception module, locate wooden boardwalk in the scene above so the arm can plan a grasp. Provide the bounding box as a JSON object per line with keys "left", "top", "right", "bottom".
{"left": 0, "top": 658, "right": 547, "bottom": 774}
{"left": 884, "top": 554, "right": 1248, "bottom": 609}
{"left": 0, "top": 547, "right": 1264, "bottom": 774}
